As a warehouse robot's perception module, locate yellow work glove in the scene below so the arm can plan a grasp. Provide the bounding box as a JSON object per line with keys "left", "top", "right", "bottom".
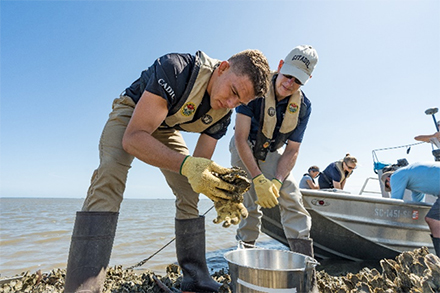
{"left": 272, "top": 179, "right": 282, "bottom": 192}
{"left": 213, "top": 199, "right": 248, "bottom": 228}
{"left": 253, "top": 174, "right": 280, "bottom": 208}
{"left": 180, "top": 156, "right": 235, "bottom": 202}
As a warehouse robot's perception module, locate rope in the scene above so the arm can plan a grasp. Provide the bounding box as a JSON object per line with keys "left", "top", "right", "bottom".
{"left": 372, "top": 141, "right": 424, "bottom": 153}
{"left": 125, "top": 204, "right": 215, "bottom": 270}
{"left": 372, "top": 141, "right": 424, "bottom": 163}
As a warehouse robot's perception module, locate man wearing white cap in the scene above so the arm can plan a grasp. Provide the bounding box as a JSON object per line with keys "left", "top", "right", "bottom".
{"left": 229, "top": 45, "right": 318, "bottom": 257}
{"left": 381, "top": 161, "right": 440, "bottom": 256}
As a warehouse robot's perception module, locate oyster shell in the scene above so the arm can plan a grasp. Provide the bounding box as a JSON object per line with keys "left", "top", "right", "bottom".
{"left": 316, "top": 247, "right": 440, "bottom": 293}
{"left": 212, "top": 166, "right": 251, "bottom": 203}
{"left": 1, "top": 247, "right": 439, "bottom": 292}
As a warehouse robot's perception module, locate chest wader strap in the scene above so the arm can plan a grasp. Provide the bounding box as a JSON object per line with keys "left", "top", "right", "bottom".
{"left": 335, "top": 160, "right": 352, "bottom": 185}
{"left": 252, "top": 73, "right": 302, "bottom": 160}
{"left": 320, "top": 171, "right": 334, "bottom": 188}
{"left": 164, "top": 51, "right": 230, "bottom": 133}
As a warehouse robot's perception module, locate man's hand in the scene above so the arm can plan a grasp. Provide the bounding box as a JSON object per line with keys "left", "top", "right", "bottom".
{"left": 253, "top": 174, "right": 280, "bottom": 208}
{"left": 213, "top": 200, "right": 248, "bottom": 228}
{"left": 180, "top": 156, "right": 236, "bottom": 202}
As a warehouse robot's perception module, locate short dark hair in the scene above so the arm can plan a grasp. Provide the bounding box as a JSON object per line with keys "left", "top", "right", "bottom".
{"left": 228, "top": 49, "right": 270, "bottom": 98}
{"left": 308, "top": 165, "right": 320, "bottom": 172}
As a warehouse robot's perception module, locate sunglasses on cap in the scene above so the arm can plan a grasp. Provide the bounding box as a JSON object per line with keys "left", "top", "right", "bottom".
{"left": 344, "top": 162, "right": 356, "bottom": 170}
{"left": 282, "top": 74, "right": 303, "bottom": 86}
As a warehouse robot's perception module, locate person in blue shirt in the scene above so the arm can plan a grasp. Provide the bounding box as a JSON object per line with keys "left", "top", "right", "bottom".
{"left": 299, "top": 166, "right": 320, "bottom": 189}
{"left": 230, "top": 45, "right": 318, "bottom": 258}
{"left": 381, "top": 161, "right": 440, "bottom": 256}
{"left": 318, "top": 154, "right": 358, "bottom": 190}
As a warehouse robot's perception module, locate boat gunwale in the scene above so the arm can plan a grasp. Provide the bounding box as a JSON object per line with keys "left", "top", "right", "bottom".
{"left": 300, "top": 188, "right": 433, "bottom": 208}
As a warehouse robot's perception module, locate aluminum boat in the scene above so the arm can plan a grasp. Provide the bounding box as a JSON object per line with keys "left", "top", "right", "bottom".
{"left": 261, "top": 188, "right": 435, "bottom": 261}
{"left": 262, "top": 107, "right": 440, "bottom": 261}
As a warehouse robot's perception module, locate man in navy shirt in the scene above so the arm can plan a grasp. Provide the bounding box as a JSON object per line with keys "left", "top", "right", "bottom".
{"left": 64, "top": 50, "right": 270, "bottom": 293}
{"left": 230, "top": 45, "right": 318, "bottom": 257}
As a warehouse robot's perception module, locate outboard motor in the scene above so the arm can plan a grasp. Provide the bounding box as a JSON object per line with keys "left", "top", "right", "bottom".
{"left": 382, "top": 158, "right": 409, "bottom": 173}
{"left": 396, "top": 158, "right": 409, "bottom": 167}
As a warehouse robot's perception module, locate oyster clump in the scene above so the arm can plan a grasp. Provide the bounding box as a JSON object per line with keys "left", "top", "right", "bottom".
{"left": 211, "top": 166, "right": 251, "bottom": 228}
{"left": 317, "top": 247, "right": 440, "bottom": 293}
{"left": 212, "top": 166, "right": 251, "bottom": 203}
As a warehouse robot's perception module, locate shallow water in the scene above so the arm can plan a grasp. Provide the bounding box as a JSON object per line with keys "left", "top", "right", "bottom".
{"left": 0, "top": 197, "right": 383, "bottom": 280}
{"left": 0, "top": 197, "right": 283, "bottom": 278}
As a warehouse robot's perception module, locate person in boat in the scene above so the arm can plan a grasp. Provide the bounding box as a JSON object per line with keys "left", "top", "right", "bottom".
{"left": 299, "top": 166, "right": 320, "bottom": 189}
{"left": 318, "top": 154, "right": 358, "bottom": 190}
{"left": 230, "top": 45, "right": 318, "bottom": 257}
{"left": 64, "top": 50, "right": 270, "bottom": 293}
{"left": 381, "top": 161, "right": 440, "bottom": 257}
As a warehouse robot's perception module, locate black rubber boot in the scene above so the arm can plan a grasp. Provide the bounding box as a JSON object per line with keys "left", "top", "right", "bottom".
{"left": 288, "top": 238, "right": 318, "bottom": 293}
{"left": 64, "top": 211, "right": 118, "bottom": 293}
{"left": 431, "top": 235, "right": 440, "bottom": 257}
{"left": 175, "top": 216, "right": 221, "bottom": 293}
{"left": 287, "top": 238, "right": 314, "bottom": 258}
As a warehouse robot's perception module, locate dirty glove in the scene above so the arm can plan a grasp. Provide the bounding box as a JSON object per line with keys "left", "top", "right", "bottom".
{"left": 253, "top": 174, "right": 280, "bottom": 208}
{"left": 180, "top": 156, "right": 235, "bottom": 202}
{"left": 213, "top": 199, "right": 248, "bottom": 228}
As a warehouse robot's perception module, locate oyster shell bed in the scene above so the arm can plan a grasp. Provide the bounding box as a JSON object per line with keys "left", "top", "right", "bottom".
{"left": 1, "top": 247, "right": 439, "bottom": 293}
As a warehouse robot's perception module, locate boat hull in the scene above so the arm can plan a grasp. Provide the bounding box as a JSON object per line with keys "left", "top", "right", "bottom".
{"left": 261, "top": 189, "right": 434, "bottom": 261}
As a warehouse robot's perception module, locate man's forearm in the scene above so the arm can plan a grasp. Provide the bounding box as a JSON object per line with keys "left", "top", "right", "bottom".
{"left": 276, "top": 151, "right": 298, "bottom": 182}
{"left": 123, "top": 130, "right": 185, "bottom": 173}
{"left": 275, "top": 141, "right": 300, "bottom": 182}
{"left": 236, "top": 138, "right": 261, "bottom": 178}
{"left": 193, "top": 134, "right": 217, "bottom": 159}
{"left": 414, "top": 132, "right": 440, "bottom": 142}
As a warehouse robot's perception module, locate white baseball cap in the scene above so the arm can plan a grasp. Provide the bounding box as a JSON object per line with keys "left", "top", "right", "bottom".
{"left": 380, "top": 171, "right": 394, "bottom": 192}
{"left": 279, "top": 45, "right": 318, "bottom": 85}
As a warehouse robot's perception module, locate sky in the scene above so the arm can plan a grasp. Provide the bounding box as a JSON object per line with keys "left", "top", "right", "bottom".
{"left": 1, "top": 0, "right": 439, "bottom": 199}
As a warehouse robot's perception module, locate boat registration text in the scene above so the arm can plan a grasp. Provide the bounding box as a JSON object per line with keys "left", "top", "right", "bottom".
{"left": 374, "top": 208, "right": 419, "bottom": 220}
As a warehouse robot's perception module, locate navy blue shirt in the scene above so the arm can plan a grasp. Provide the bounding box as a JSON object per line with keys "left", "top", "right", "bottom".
{"left": 318, "top": 162, "right": 349, "bottom": 189}
{"left": 124, "top": 53, "right": 230, "bottom": 140}
{"left": 236, "top": 89, "right": 311, "bottom": 144}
